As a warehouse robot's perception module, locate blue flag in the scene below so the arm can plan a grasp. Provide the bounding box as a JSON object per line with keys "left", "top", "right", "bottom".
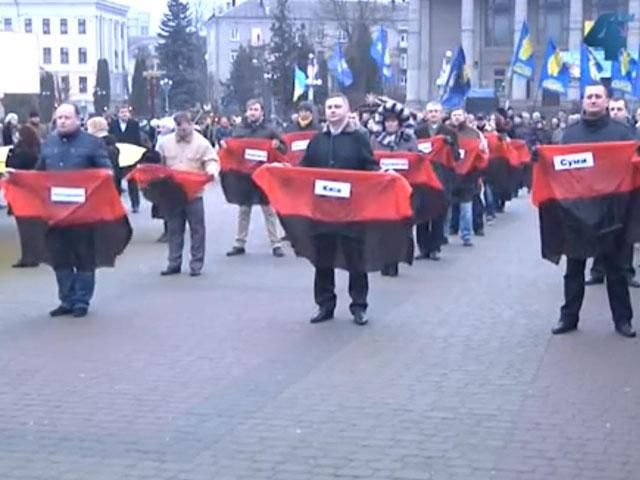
{"left": 583, "top": 13, "right": 628, "bottom": 61}
{"left": 370, "top": 25, "right": 392, "bottom": 83}
{"left": 293, "top": 65, "right": 307, "bottom": 101}
{"left": 580, "top": 43, "right": 603, "bottom": 96}
{"left": 611, "top": 48, "right": 636, "bottom": 96}
{"left": 328, "top": 43, "right": 353, "bottom": 87}
{"left": 441, "top": 46, "right": 470, "bottom": 109}
{"left": 510, "top": 21, "right": 535, "bottom": 79}
{"left": 634, "top": 45, "right": 640, "bottom": 97}
{"left": 539, "top": 39, "right": 570, "bottom": 95}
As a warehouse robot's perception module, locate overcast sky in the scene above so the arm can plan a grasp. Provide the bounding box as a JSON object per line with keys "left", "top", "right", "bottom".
{"left": 123, "top": 0, "right": 235, "bottom": 32}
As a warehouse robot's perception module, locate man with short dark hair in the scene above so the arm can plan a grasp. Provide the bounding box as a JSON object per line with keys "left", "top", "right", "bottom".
{"left": 552, "top": 83, "right": 636, "bottom": 338}
{"left": 36, "top": 103, "right": 113, "bottom": 318}
{"left": 109, "top": 104, "right": 142, "bottom": 212}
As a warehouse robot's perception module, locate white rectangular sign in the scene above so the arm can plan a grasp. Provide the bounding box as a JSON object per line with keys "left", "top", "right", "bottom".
{"left": 291, "top": 139, "right": 310, "bottom": 152}
{"left": 417, "top": 142, "right": 433, "bottom": 154}
{"left": 244, "top": 149, "right": 268, "bottom": 162}
{"left": 314, "top": 180, "right": 351, "bottom": 199}
{"left": 459, "top": 149, "right": 465, "bottom": 159}
{"left": 379, "top": 158, "right": 409, "bottom": 171}
{"left": 50, "top": 187, "right": 86, "bottom": 204}
{"left": 553, "top": 152, "right": 595, "bottom": 171}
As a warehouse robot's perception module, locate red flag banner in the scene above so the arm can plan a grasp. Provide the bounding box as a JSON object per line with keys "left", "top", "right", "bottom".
{"left": 281, "top": 131, "right": 317, "bottom": 166}
{"left": 219, "top": 137, "right": 285, "bottom": 205}
{"left": 252, "top": 165, "right": 414, "bottom": 272}
{"left": 511, "top": 139, "right": 531, "bottom": 166}
{"left": 485, "top": 132, "right": 520, "bottom": 197}
{"left": 2, "top": 169, "right": 131, "bottom": 267}
{"left": 127, "top": 164, "right": 212, "bottom": 216}
{"left": 532, "top": 141, "right": 640, "bottom": 263}
{"left": 457, "top": 137, "right": 489, "bottom": 175}
{"left": 373, "top": 150, "right": 446, "bottom": 222}
{"left": 416, "top": 135, "right": 455, "bottom": 167}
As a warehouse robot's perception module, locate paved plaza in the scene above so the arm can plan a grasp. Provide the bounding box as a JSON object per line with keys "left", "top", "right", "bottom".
{"left": 1, "top": 186, "right": 639, "bottom": 480}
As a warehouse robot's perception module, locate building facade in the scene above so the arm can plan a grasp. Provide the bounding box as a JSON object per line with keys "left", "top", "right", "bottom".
{"left": 0, "top": 0, "right": 129, "bottom": 115}
{"left": 407, "top": 0, "right": 640, "bottom": 108}
{"left": 205, "top": 0, "right": 409, "bottom": 103}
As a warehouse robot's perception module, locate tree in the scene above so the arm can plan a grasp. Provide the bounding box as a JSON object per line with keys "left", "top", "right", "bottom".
{"left": 157, "top": 0, "right": 207, "bottom": 110}
{"left": 39, "top": 71, "right": 55, "bottom": 123}
{"left": 223, "top": 45, "right": 263, "bottom": 114}
{"left": 267, "top": 0, "right": 298, "bottom": 115}
{"left": 129, "top": 55, "right": 148, "bottom": 117}
{"left": 293, "top": 25, "right": 315, "bottom": 103}
{"left": 93, "top": 59, "right": 111, "bottom": 114}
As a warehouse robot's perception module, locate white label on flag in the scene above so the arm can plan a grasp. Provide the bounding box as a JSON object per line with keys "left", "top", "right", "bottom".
{"left": 50, "top": 187, "right": 86, "bottom": 204}
{"left": 459, "top": 149, "right": 465, "bottom": 159}
{"left": 291, "top": 139, "right": 310, "bottom": 152}
{"left": 314, "top": 180, "right": 351, "bottom": 199}
{"left": 244, "top": 148, "right": 268, "bottom": 162}
{"left": 379, "top": 158, "right": 409, "bottom": 171}
{"left": 418, "top": 142, "right": 432, "bottom": 153}
{"left": 553, "top": 152, "right": 595, "bottom": 171}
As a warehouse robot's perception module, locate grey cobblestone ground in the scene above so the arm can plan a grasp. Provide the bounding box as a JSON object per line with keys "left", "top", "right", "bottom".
{"left": 1, "top": 186, "right": 639, "bottom": 480}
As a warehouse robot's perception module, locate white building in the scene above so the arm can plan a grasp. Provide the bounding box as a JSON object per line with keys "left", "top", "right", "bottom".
{"left": 0, "top": 0, "right": 129, "bottom": 115}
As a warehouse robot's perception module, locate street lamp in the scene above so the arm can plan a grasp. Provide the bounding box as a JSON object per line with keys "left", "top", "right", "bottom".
{"left": 159, "top": 78, "right": 173, "bottom": 114}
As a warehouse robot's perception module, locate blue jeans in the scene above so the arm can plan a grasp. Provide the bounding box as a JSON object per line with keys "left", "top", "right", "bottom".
{"left": 55, "top": 269, "right": 95, "bottom": 308}
{"left": 459, "top": 201, "right": 473, "bottom": 243}
{"left": 483, "top": 183, "right": 496, "bottom": 219}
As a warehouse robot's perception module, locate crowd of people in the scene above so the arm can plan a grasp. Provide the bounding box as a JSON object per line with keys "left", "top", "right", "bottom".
{"left": 1, "top": 82, "right": 638, "bottom": 337}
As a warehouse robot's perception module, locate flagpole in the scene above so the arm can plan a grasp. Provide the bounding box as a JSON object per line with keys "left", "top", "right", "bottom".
{"left": 504, "top": 70, "right": 514, "bottom": 110}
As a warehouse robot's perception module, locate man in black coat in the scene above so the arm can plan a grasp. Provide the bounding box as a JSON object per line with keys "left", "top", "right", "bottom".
{"left": 109, "top": 104, "right": 142, "bottom": 212}
{"left": 414, "top": 101, "right": 458, "bottom": 260}
{"left": 552, "top": 83, "right": 636, "bottom": 338}
{"left": 300, "top": 93, "right": 378, "bottom": 326}
{"left": 285, "top": 101, "right": 320, "bottom": 133}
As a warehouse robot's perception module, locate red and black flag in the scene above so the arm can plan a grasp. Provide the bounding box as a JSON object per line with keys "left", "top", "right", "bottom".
{"left": 281, "top": 131, "right": 317, "bottom": 166}
{"left": 417, "top": 135, "right": 457, "bottom": 198}
{"left": 2, "top": 169, "right": 131, "bottom": 267}
{"left": 455, "top": 137, "right": 489, "bottom": 193}
{"left": 219, "top": 138, "right": 285, "bottom": 205}
{"left": 510, "top": 139, "right": 531, "bottom": 167}
{"left": 373, "top": 150, "right": 446, "bottom": 222}
{"left": 252, "top": 165, "right": 414, "bottom": 272}
{"left": 485, "top": 132, "right": 520, "bottom": 197}
{"left": 127, "top": 164, "right": 212, "bottom": 216}
{"left": 532, "top": 141, "right": 640, "bottom": 264}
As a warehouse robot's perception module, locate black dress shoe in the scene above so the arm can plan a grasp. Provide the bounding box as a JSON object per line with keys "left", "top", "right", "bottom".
{"left": 49, "top": 305, "right": 73, "bottom": 317}
{"left": 272, "top": 246, "right": 285, "bottom": 258}
{"left": 615, "top": 322, "right": 637, "bottom": 338}
{"left": 160, "top": 266, "right": 181, "bottom": 276}
{"left": 585, "top": 276, "right": 604, "bottom": 286}
{"left": 628, "top": 278, "right": 640, "bottom": 288}
{"left": 475, "top": 230, "right": 485, "bottom": 237}
{"left": 415, "top": 252, "right": 429, "bottom": 260}
{"left": 428, "top": 251, "right": 441, "bottom": 261}
{"left": 189, "top": 271, "right": 201, "bottom": 277}
{"left": 551, "top": 320, "right": 578, "bottom": 335}
{"left": 226, "top": 246, "right": 246, "bottom": 257}
{"left": 353, "top": 310, "right": 368, "bottom": 326}
{"left": 72, "top": 306, "right": 88, "bottom": 318}
{"left": 310, "top": 309, "right": 334, "bottom": 324}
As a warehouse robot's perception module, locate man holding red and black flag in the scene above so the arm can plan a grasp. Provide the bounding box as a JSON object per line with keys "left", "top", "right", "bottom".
{"left": 300, "top": 93, "right": 379, "bottom": 326}
{"left": 536, "top": 83, "right": 637, "bottom": 338}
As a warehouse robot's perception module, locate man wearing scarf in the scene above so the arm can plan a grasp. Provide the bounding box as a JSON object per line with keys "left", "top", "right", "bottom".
{"left": 286, "top": 101, "right": 320, "bottom": 133}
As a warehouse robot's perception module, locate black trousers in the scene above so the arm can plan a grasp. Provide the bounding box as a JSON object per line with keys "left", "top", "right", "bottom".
{"left": 590, "top": 245, "right": 635, "bottom": 280}
{"left": 561, "top": 249, "right": 633, "bottom": 326}
{"left": 416, "top": 212, "right": 446, "bottom": 254}
{"left": 120, "top": 167, "right": 140, "bottom": 209}
{"left": 313, "top": 234, "right": 368, "bottom": 314}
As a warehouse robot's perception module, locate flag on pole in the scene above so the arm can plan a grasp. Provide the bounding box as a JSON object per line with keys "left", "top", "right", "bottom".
{"left": 328, "top": 42, "right": 353, "bottom": 87}
{"left": 440, "top": 46, "right": 470, "bottom": 109}
{"left": 583, "top": 13, "right": 628, "bottom": 61}
{"left": 538, "top": 39, "right": 570, "bottom": 95}
{"left": 580, "top": 43, "right": 603, "bottom": 96}
{"left": 370, "top": 25, "right": 393, "bottom": 83}
{"left": 293, "top": 65, "right": 307, "bottom": 101}
{"left": 510, "top": 21, "right": 535, "bottom": 79}
{"left": 611, "top": 48, "right": 636, "bottom": 96}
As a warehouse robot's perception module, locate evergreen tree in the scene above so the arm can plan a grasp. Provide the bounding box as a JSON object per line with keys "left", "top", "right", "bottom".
{"left": 93, "top": 59, "right": 111, "bottom": 114}
{"left": 267, "top": 0, "right": 298, "bottom": 114}
{"left": 39, "top": 71, "right": 55, "bottom": 123}
{"left": 129, "top": 55, "right": 148, "bottom": 117}
{"left": 224, "top": 45, "right": 263, "bottom": 113}
{"left": 157, "top": 0, "right": 206, "bottom": 110}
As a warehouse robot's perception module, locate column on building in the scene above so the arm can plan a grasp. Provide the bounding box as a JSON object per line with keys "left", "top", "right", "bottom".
{"left": 511, "top": 0, "right": 527, "bottom": 100}
{"left": 628, "top": 0, "right": 640, "bottom": 55}
{"left": 461, "top": 0, "right": 475, "bottom": 85}
{"left": 406, "top": 0, "right": 429, "bottom": 108}
{"left": 567, "top": 0, "right": 583, "bottom": 101}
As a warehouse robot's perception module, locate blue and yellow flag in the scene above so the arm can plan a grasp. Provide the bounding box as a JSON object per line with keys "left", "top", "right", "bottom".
{"left": 611, "top": 48, "right": 637, "bottom": 96}
{"left": 328, "top": 42, "right": 354, "bottom": 87}
{"left": 293, "top": 65, "right": 307, "bottom": 101}
{"left": 441, "top": 46, "right": 471, "bottom": 109}
{"left": 539, "top": 39, "right": 570, "bottom": 95}
{"left": 510, "top": 21, "right": 535, "bottom": 79}
{"left": 370, "top": 26, "right": 393, "bottom": 83}
{"left": 580, "top": 43, "right": 603, "bottom": 96}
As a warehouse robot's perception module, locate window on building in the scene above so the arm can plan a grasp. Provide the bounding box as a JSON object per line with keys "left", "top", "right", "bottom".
{"left": 338, "top": 29, "right": 348, "bottom": 43}
{"left": 43, "top": 47, "right": 52, "bottom": 65}
{"left": 79, "top": 76, "right": 88, "bottom": 94}
{"left": 60, "top": 75, "right": 70, "bottom": 98}
{"left": 114, "top": 50, "right": 119, "bottom": 71}
{"left": 3, "top": 18, "right": 13, "bottom": 31}
{"left": 539, "top": 0, "right": 570, "bottom": 48}
{"left": 78, "top": 47, "right": 87, "bottom": 64}
{"left": 230, "top": 50, "right": 238, "bottom": 63}
{"left": 399, "top": 29, "right": 408, "bottom": 48}
{"left": 494, "top": 67, "right": 506, "bottom": 94}
{"left": 121, "top": 23, "right": 124, "bottom": 39}
{"left": 399, "top": 73, "right": 407, "bottom": 86}
{"left": 542, "top": 89, "right": 560, "bottom": 106}
{"left": 141, "top": 26, "right": 149, "bottom": 36}
{"left": 78, "top": 18, "right": 86, "bottom": 34}
{"left": 230, "top": 27, "right": 240, "bottom": 41}
{"left": 251, "top": 27, "right": 262, "bottom": 46}
{"left": 121, "top": 51, "right": 125, "bottom": 70}
{"left": 24, "top": 18, "right": 32, "bottom": 33}
{"left": 42, "top": 18, "right": 50, "bottom": 35}
{"left": 399, "top": 53, "right": 408, "bottom": 70}
{"left": 60, "top": 48, "right": 69, "bottom": 64}
{"left": 60, "top": 18, "right": 68, "bottom": 34}
{"left": 485, "top": 0, "right": 513, "bottom": 47}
